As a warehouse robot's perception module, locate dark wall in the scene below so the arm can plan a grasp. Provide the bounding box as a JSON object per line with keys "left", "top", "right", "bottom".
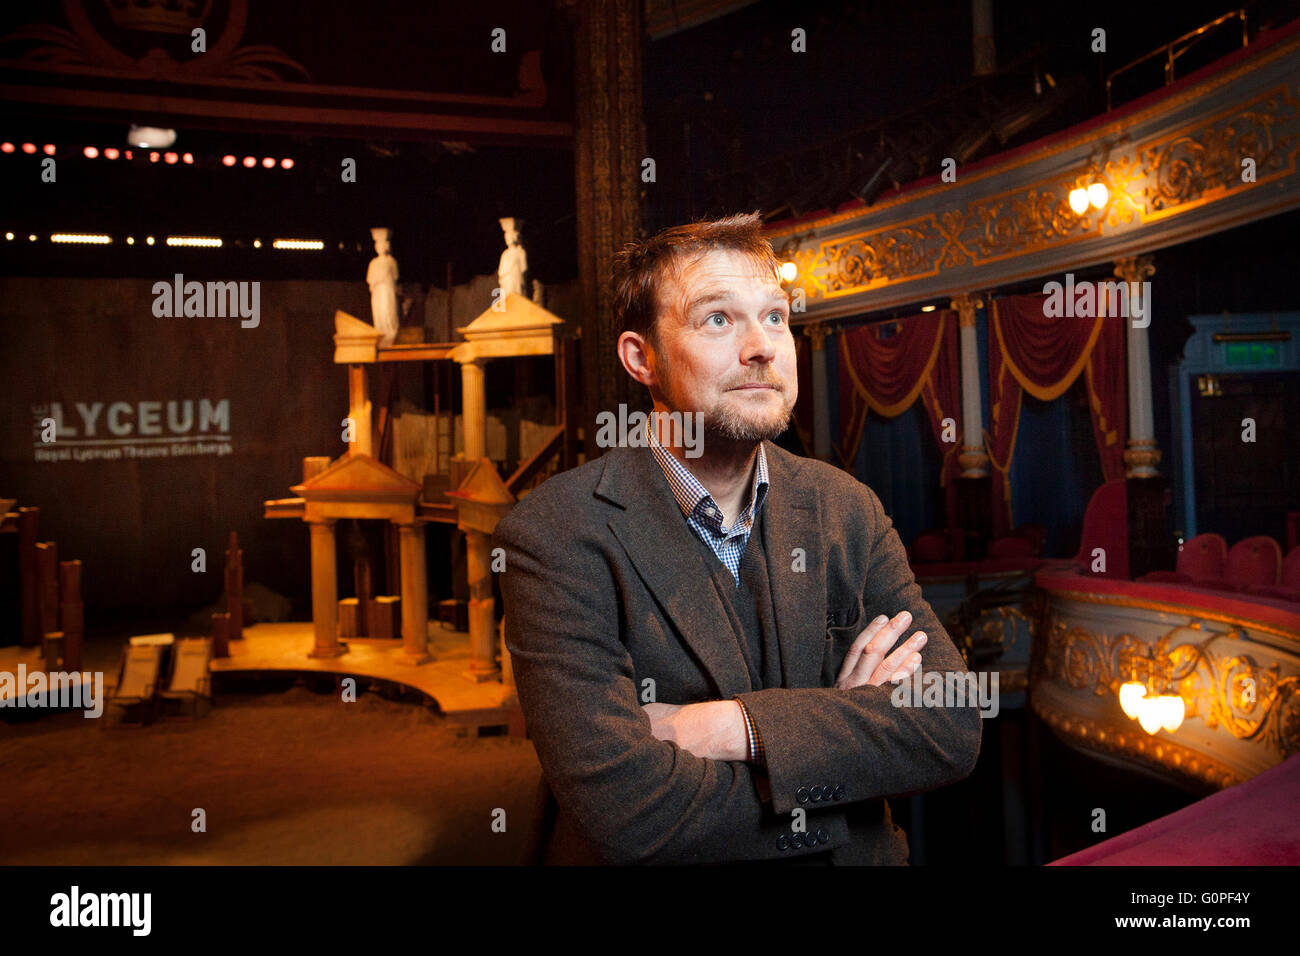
{"left": 1, "top": 277, "right": 368, "bottom": 616}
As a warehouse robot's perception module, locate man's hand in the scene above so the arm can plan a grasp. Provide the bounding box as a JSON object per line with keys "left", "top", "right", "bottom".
{"left": 642, "top": 700, "right": 749, "bottom": 762}
{"left": 834, "top": 610, "right": 927, "bottom": 689}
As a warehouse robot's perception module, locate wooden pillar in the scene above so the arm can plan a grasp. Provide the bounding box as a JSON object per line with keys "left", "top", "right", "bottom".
{"left": 398, "top": 522, "right": 430, "bottom": 664}
{"left": 59, "top": 560, "right": 83, "bottom": 672}
{"left": 348, "top": 364, "right": 374, "bottom": 457}
{"left": 307, "top": 519, "right": 345, "bottom": 658}
{"left": 460, "top": 359, "right": 487, "bottom": 461}
{"left": 225, "top": 531, "right": 244, "bottom": 641}
{"left": 571, "top": 0, "right": 646, "bottom": 459}
{"left": 36, "top": 541, "right": 59, "bottom": 640}
{"left": 18, "top": 507, "right": 40, "bottom": 647}
{"left": 211, "top": 611, "right": 231, "bottom": 659}
{"left": 463, "top": 529, "right": 500, "bottom": 682}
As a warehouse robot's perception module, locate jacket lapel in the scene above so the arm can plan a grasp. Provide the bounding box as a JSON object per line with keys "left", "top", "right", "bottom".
{"left": 759, "top": 443, "right": 827, "bottom": 689}
{"left": 598, "top": 445, "right": 753, "bottom": 699}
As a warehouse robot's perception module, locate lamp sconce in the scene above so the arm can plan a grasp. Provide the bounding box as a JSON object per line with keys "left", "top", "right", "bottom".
{"left": 1068, "top": 168, "right": 1111, "bottom": 215}
{"left": 1116, "top": 628, "right": 1237, "bottom": 735}
{"left": 1068, "top": 141, "right": 1120, "bottom": 215}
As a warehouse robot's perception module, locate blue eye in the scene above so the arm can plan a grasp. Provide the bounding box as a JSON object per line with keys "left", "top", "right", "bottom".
{"left": 767, "top": 310, "right": 785, "bottom": 324}
{"left": 706, "top": 312, "right": 727, "bottom": 327}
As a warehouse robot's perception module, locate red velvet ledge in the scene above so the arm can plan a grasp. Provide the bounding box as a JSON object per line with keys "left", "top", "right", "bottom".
{"left": 1049, "top": 752, "right": 1300, "bottom": 865}
{"left": 1035, "top": 569, "right": 1300, "bottom": 636}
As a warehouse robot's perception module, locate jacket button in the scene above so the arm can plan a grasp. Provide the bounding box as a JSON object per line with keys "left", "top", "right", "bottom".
{"left": 791, "top": 833, "right": 804, "bottom": 849}
{"left": 796, "top": 787, "right": 810, "bottom": 804}
{"left": 833, "top": 784, "right": 846, "bottom": 800}
{"left": 776, "top": 834, "right": 790, "bottom": 851}
{"left": 810, "top": 785, "right": 823, "bottom": 802}
{"left": 816, "top": 827, "right": 830, "bottom": 844}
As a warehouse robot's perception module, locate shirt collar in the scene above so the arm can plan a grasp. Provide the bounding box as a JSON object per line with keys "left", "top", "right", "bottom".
{"left": 648, "top": 423, "right": 769, "bottom": 530}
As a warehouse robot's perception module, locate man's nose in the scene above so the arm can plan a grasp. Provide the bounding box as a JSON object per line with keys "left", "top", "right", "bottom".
{"left": 740, "top": 318, "right": 777, "bottom": 362}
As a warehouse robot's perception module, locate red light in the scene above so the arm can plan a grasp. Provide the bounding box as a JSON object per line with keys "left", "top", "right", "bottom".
{"left": 280, "top": 157, "right": 294, "bottom": 170}
{"left": 104, "top": 148, "right": 120, "bottom": 160}
{"left": 21, "top": 143, "right": 36, "bottom": 154}
{"left": 1, "top": 143, "right": 14, "bottom": 153}
{"left": 182, "top": 152, "right": 193, "bottom": 164}
{"left": 164, "top": 152, "right": 178, "bottom": 164}
{"left": 149, "top": 151, "right": 159, "bottom": 163}
{"left": 261, "top": 157, "right": 275, "bottom": 168}
{"left": 83, "top": 146, "right": 99, "bottom": 159}
{"left": 42, "top": 144, "right": 55, "bottom": 155}
{"left": 242, "top": 156, "right": 256, "bottom": 168}
{"left": 124, "top": 150, "right": 133, "bottom": 160}
{"left": 222, "top": 155, "right": 236, "bottom": 167}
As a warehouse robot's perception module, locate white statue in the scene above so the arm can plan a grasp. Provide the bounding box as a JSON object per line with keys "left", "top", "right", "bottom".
{"left": 367, "top": 227, "right": 400, "bottom": 346}
{"left": 497, "top": 217, "right": 528, "bottom": 299}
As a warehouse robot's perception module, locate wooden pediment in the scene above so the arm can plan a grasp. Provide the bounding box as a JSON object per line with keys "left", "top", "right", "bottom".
{"left": 292, "top": 452, "right": 420, "bottom": 500}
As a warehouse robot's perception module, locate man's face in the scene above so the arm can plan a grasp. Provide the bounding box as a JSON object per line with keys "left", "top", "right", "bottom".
{"left": 648, "top": 247, "right": 797, "bottom": 442}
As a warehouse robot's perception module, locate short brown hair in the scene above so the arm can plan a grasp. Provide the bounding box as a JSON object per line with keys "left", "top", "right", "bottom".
{"left": 611, "top": 212, "right": 784, "bottom": 349}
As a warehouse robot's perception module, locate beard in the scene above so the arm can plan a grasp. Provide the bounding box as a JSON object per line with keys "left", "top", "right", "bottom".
{"left": 699, "top": 362, "right": 797, "bottom": 442}
{"left": 705, "top": 386, "right": 796, "bottom": 442}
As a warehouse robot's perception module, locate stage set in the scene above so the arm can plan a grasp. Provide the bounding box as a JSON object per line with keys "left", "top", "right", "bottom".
{"left": 2, "top": 0, "right": 1299, "bottom": 868}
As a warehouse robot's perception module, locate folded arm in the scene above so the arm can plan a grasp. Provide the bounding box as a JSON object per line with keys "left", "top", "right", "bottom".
{"left": 494, "top": 505, "right": 849, "bottom": 864}
{"left": 736, "top": 480, "right": 983, "bottom": 816}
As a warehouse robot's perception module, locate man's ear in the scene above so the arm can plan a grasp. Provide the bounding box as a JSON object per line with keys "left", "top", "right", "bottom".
{"left": 617, "top": 331, "right": 658, "bottom": 388}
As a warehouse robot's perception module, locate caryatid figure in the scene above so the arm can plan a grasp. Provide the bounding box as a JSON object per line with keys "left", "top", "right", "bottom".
{"left": 497, "top": 217, "right": 528, "bottom": 299}
{"left": 367, "top": 227, "right": 400, "bottom": 346}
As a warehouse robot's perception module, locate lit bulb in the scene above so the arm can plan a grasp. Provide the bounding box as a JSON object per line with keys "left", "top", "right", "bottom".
{"left": 1088, "top": 182, "right": 1109, "bottom": 209}
{"left": 780, "top": 261, "right": 798, "bottom": 282}
{"left": 1137, "top": 697, "right": 1164, "bottom": 735}
{"left": 1158, "top": 694, "right": 1185, "bottom": 732}
{"left": 1119, "top": 681, "right": 1146, "bottom": 719}
{"left": 1068, "top": 188, "right": 1089, "bottom": 215}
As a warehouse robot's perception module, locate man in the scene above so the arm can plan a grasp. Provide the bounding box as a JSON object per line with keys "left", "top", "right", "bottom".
{"left": 493, "top": 213, "right": 981, "bottom": 865}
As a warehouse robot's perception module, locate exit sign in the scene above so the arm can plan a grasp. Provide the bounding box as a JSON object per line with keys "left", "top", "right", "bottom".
{"left": 1223, "top": 342, "right": 1279, "bottom": 365}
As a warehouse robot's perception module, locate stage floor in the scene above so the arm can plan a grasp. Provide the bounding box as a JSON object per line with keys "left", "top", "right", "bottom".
{"left": 210, "top": 622, "right": 519, "bottom": 732}
{"left": 2, "top": 621, "right": 520, "bottom": 734}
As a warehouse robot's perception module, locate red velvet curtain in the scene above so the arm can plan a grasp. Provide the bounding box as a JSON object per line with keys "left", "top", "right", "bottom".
{"left": 836, "top": 311, "right": 961, "bottom": 527}
{"left": 986, "top": 295, "right": 1126, "bottom": 536}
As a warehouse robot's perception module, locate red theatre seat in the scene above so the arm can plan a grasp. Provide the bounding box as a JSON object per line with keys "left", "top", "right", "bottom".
{"left": 1244, "top": 545, "right": 1300, "bottom": 603}
{"left": 1226, "top": 535, "right": 1283, "bottom": 588}
{"left": 1178, "top": 533, "right": 1229, "bottom": 582}
{"left": 1141, "top": 533, "right": 1226, "bottom": 585}
{"left": 1071, "top": 479, "right": 1128, "bottom": 578}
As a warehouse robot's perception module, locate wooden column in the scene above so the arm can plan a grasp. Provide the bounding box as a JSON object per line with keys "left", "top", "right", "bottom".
{"left": 460, "top": 359, "right": 487, "bottom": 461}
{"left": 398, "top": 522, "right": 430, "bottom": 664}
{"left": 36, "top": 541, "right": 59, "bottom": 640}
{"left": 571, "top": 0, "right": 646, "bottom": 459}
{"left": 348, "top": 365, "right": 374, "bottom": 457}
{"left": 307, "top": 519, "right": 345, "bottom": 658}
{"left": 463, "top": 529, "right": 499, "bottom": 682}
{"left": 59, "top": 560, "right": 83, "bottom": 672}
{"left": 18, "top": 507, "right": 39, "bottom": 647}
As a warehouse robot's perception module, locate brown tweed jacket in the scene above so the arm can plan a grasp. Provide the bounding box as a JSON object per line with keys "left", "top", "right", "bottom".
{"left": 493, "top": 439, "right": 982, "bottom": 865}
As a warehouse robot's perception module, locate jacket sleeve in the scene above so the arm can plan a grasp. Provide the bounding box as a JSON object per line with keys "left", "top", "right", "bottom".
{"left": 494, "top": 501, "right": 851, "bottom": 864}
{"left": 736, "top": 479, "right": 983, "bottom": 816}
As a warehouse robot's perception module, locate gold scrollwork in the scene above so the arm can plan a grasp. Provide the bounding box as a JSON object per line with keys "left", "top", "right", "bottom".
{"left": 1038, "top": 616, "right": 1300, "bottom": 759}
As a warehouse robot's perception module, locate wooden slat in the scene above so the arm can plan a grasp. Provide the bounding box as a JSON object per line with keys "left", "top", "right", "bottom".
{"left": 506, "top": 425, "right": 564, "bottom": 495}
